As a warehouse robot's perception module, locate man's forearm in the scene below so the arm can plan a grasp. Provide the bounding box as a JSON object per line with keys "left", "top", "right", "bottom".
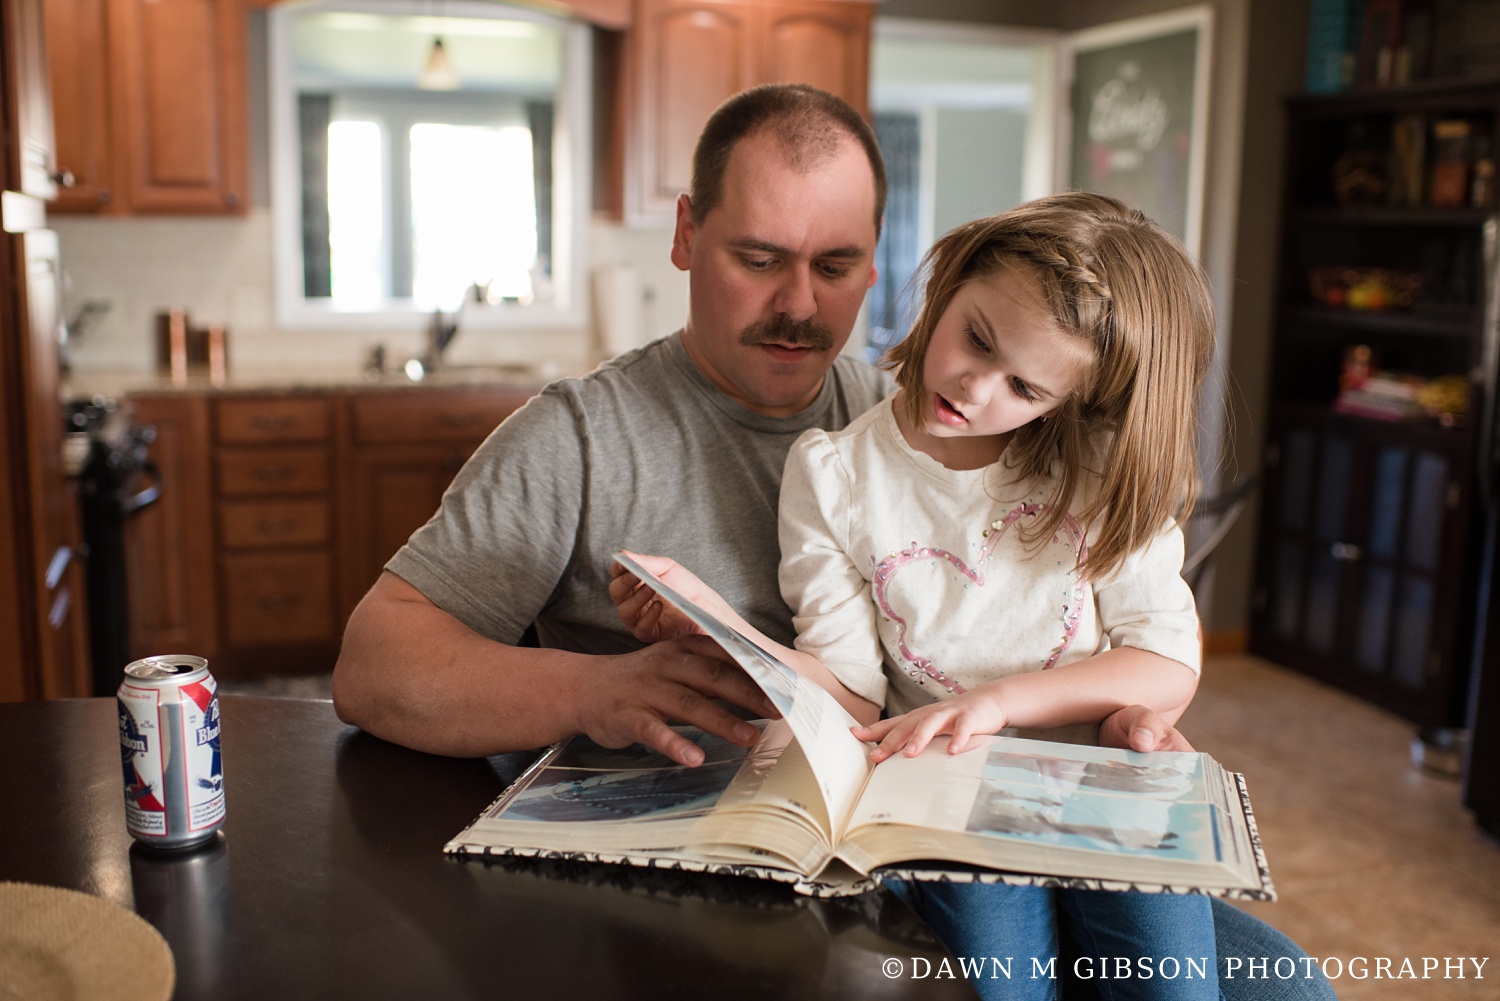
{"left": 332, "top": 574, "right": 589, "bottom": 757}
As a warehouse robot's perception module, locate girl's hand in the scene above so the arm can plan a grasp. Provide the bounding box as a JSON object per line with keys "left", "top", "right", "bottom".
{"left": 1099, "top": 704, "right": 1196, "bottom": 752}
{"left": 851, "top": 691, "right": 1010, "bottom": 762}
{"left": 608, "top": 551, "right": 725, "bottom": 643}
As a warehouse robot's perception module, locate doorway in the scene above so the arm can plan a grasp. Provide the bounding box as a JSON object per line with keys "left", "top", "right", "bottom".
{"left": 866, "top": 20, "right": 1058, "bottom": 360}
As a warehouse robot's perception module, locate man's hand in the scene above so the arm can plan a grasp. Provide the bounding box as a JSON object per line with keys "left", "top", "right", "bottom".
{"left": 335, "top": 571, "right": 778, "bottom": 762}
{"left": 608, "top": 551, "right": 746, "bottom": 642}
{"left": 1098, "top": 704, "right": 1196, "bottom": 752}
{"left": 568, "top": 633, "right": 780, "bottom": 767}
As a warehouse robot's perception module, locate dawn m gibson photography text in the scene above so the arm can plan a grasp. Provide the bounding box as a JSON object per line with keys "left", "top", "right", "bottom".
{"left": 879, "top": 955, "right": 1490, "bottom": 983}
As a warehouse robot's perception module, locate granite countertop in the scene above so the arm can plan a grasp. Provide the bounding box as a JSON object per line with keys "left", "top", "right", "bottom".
{"left": 63, "top": 361, "right": 568, "bottom": 402}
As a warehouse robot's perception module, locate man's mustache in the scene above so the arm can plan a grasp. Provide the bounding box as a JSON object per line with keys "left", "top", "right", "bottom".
{"left": 739, "top": 315, "right": 834, "bottom": 352}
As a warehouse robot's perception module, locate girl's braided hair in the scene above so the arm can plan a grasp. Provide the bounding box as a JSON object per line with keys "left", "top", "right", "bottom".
{"left": 885, "top": 191, "right": 1216, "bottom": 581}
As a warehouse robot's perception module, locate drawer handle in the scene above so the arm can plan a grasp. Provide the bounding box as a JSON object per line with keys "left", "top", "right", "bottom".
{"left": 252, "top": 465, "right": 295, "bottom": 482}
{"left": 1330, "top": 542, "right": 1363, "bottom": 562}
{"left": 255, "top": 518, "right": 299, "bottom": 535}
{"left": 259, "top": 594, "right": 302, "bottom": 610}
{"left": 250, "top": 415, "right": 297, "bottom": 430}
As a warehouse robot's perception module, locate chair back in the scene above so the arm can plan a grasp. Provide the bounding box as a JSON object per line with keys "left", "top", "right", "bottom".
{"left": 1182, "top": 473, "right": 1260, "bottom": 592}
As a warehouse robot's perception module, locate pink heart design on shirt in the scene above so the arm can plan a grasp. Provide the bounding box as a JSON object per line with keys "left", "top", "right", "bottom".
{"left": 871, "top": 501, "right": 1088, "bottom": 693}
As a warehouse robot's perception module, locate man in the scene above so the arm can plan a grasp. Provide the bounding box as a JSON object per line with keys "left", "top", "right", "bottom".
{"left": 334, "top": 84, "right": 890, "bottom": 765}
{"left": 334, "top": 84, "right": 1331, "bottom": 1001}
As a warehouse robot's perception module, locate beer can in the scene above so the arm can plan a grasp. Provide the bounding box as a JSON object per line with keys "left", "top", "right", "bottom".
{"left": 118, "top": 655, "right": 227, "bottom": 849}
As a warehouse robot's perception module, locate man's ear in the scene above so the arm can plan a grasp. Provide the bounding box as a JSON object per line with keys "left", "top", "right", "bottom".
{"left": 865, "top": 264, "right": 879, "bottom": 290}
{"left": 670, "top": 194, "right": 695, "bottom": 272}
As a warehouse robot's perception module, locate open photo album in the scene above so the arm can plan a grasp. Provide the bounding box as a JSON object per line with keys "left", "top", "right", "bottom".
{"left": 444, "top": 553, "right": 1276, "bottom": 900}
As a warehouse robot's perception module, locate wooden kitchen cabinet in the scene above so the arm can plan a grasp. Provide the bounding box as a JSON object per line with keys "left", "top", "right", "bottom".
{"left": 125, "top": 393, "right": 218, "bottom": 664}
{"left": 9, "top": 0, "right": 60, "bottom": 200}
{"left": 618, "top": 0, "right": 872, "bottom": 226}
{"left": 220, "top": 552, "right": 333, "bottom": 647}
{"left": 120, "top": 384, "right": 537, "bottom": 677}
{"left": 761, "top": 4, "right": 871, "bottom": 105}
{"left": 217, "top": 395, "right": 329, "bottom": 442}
{"left": 44, "top": 0, "right": 249, "bottom": 214}
{"left": 212, "top": 395, "right": 336, "bottom": 675}
{"left": 339, "top": 388, "right": 533, "bottom": 620}
{"left": 4, "top": 230, "right": 90, "bottom": 700}
{"left": 3, "top": 0, "right": 91, "bottom": 703}
{"left": 129, "top": 394, "right": 339, "bottom": 672}
{"left": 41, "top": 0, "right": 110, "bottom": 210}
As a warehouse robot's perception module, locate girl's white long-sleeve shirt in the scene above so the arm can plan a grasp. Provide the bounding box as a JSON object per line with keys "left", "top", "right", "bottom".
{"left": 778, "top": 395, "right": 1201, "bottom": 719}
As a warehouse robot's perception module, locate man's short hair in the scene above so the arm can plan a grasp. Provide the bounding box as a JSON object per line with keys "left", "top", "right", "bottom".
{"left": 690, "top": 84, "right": 887, "bottom": 238}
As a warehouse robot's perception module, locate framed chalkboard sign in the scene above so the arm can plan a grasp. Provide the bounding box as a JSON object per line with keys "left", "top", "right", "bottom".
{"left": 1064, "top": 7, "right": 1212, "bottom": 255}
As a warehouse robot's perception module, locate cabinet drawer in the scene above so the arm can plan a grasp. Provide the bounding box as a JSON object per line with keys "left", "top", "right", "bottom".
{"left": 351, "top": 390, "right": 531, "bottom": 444}
{"left": 217, "top": 397, "right": 331, "bottom": 443}
{"left": 220, "top": 552, "right": 334, "bottom": 646}
{"left": 216, "top": 447, "right": 330, "bottom": 496}
{"left": 219, "top": 499, "right": 330, "bottom": 548}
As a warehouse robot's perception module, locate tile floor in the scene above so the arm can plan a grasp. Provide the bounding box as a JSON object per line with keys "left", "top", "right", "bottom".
{"left": 222, "top": 654, "right": 1499, "bottom": 998}
{"left": 1190, "top": 654, "right": 1500, "bottom": 1001}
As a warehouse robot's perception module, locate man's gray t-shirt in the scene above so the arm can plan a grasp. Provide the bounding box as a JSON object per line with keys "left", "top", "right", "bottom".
{"left": 386, "top": 332, "right": 890, "bottom": 655}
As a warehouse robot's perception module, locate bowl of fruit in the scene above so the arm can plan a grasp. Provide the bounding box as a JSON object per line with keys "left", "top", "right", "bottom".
{"left": 1307, "top": 267, "right": 1422, "bottom": 311}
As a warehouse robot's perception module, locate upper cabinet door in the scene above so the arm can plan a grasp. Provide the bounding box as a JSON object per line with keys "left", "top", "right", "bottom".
{"left": 109, "top": 0, "right": 249, "bottom": 213}
{"left": 619, "top": 0, "right": 872, "bottom": 228}
{"left": 759, "top": 2, "right": 870, "bottom": 119}
{"left": 6, "top": 0, "right": 59, "bottom": 200}
{"left": 44, "top": 0, "right": 115, "bottom": 211}
{"left": 106, "top": 0, "right": 248, "bottom": 213}
{"left": 626, "top": 0, "right": 756, "bottom": 225}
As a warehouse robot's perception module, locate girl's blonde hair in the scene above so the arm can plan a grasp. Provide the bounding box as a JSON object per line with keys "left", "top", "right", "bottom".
{"left": 885, "top": 191, "right": 1215, "bottom": 581}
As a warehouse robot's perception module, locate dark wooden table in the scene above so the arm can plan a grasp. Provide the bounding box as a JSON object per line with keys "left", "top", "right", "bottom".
{"left": 3, "top": 696, "right": 974, "bottom": 1000}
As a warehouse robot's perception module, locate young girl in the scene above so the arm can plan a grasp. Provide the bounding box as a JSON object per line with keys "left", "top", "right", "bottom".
{"left": 613, "top": 192, "right": 1219, "bottom": 1001}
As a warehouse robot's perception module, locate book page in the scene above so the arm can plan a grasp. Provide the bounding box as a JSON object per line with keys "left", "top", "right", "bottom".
{"left": 613, "top": 553, "right": 874, "bottom": 832}
{"left": 839, "top": 734, "right": 1264, "bottom": 891}
{"left": 845, "top": 734, "right": 990, "bottom": 831}
{"left": 479, "top": 724, "right": 772, "bottom": 834}
{"left": 451, "top": 720, "right": 831, "bottom": 870}
{"left": 853, "top": 735, "right": 1221, "bottom": 857}
{"left": 711, "top": 722, "right": 828, "bottom": 836}
{"left": 688, "top": 737, "right": 839, "bottom": 872}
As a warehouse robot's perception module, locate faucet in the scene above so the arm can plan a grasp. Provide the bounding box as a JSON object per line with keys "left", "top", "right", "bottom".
{"left": 408, "top": 284, "right": 487, "bottom": 379}
{"left": 424, "top": 307, "right": 460, "bottom": 369}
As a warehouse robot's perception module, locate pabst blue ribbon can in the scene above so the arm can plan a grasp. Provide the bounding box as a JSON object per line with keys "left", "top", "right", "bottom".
{"left": 118, "top": 655, "right": 227, "bottom": 849}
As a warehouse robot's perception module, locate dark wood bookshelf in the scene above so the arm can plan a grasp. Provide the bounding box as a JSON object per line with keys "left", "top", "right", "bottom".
{"left": 1249, "top": 77, "right": 1499, "bottom": 730}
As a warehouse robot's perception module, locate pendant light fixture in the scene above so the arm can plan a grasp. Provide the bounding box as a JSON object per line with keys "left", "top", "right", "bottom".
{"left": 418, "top": 35, "right": 460, "bottom": 91}
{"left": 417, "top": 1, "right": 459, "bottom": 92}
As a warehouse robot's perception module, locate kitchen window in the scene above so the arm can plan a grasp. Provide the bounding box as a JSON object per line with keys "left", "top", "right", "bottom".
{"left": 268, "top": 1, "right": 590, "bottom": 330}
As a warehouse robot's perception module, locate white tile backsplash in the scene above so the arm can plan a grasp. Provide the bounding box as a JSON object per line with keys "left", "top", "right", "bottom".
{"left": 55, "top": 208, "right": 690, "bottom": 378}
